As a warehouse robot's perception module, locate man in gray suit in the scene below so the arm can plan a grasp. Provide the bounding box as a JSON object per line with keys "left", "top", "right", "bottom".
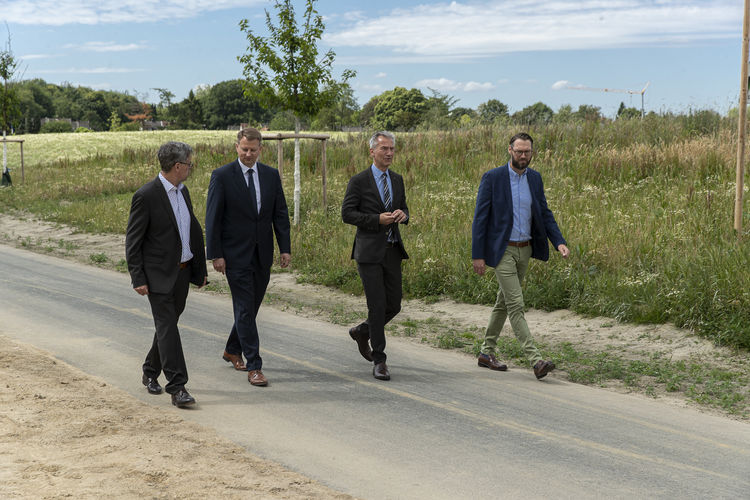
{"left": 342, "top": 131, "right": 409, "bottom": 381}
{"left": 126, "top": 141, "right": 208, "bottom": 407}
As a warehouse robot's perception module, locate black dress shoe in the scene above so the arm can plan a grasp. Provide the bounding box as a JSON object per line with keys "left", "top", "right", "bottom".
{"left": 373, "top": 362, "right": 390, "bottom": 381}
{"left": 171, "top": 389, "right": 196, "bottom": 408}
{"left": 142, "top": 374, "right": 163, "bottom": 395}
{"left": 349, "top": 324, "right": 373, "bottom": 362}
{"left": 533, "top": 360, "right": 556, "bottom": 380}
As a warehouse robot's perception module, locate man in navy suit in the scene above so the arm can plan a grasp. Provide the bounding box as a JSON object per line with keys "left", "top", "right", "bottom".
{"left": 126, "top": 141, "right": 208, "bottom": 407}
{"left": 342, "top": 131, "right": 409, "bottom": 381}
{"left": 471, "top": 132, "right": 569, "bottom": 380}
{"left": 205, "top": 128, "right": 291, "bottom": 387}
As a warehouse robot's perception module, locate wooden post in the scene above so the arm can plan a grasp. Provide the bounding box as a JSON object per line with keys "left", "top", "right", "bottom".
{"left": 20, "top": 140, "right": 24, "bottom": 182}
{"left": 321, "top": 138, "right": 327, "bottom": 208}
{"left": 735, "top": 0, "right": 750, "bottom": 240}
{"left": 277, "top": 139, "right": 283, "bottom": 178}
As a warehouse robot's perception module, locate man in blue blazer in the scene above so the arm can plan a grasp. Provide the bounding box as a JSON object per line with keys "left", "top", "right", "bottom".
{"left": 342, "top": 131, "right": 409, "bottom": 381}
{"left": 205, "top": 128, "right": 291, "bottom": 387}
{"left": 471, "top": 132, "right": 569, "bottom": 380}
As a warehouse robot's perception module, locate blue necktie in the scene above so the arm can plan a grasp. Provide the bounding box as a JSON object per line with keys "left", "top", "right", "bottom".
{"left": 381, "top": 173, "right": 394, "bottom": 242}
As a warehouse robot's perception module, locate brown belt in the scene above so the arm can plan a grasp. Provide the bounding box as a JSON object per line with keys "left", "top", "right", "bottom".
{"left": 507, "top": 240, "right": 530, "bottom": 248}
{"left": 179, "top": 261, "right": 190, "bottom": 269}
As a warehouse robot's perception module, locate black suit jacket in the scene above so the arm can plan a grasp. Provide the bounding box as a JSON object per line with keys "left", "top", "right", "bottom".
{"left": 125, "top": 176, "right": 207, "bottom": 294}
{"left": 205, "top": 160, "right": 291, "bottom": 270}
{"left": 342, "top": 167, "right": 409, "bottom": 263}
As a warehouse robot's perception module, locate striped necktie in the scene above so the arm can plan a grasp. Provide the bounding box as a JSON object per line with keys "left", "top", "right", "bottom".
{"left": 381, "top": 172, "right": 394, "bottom": 242}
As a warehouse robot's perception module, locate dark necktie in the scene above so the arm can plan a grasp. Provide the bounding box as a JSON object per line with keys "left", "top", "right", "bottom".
{"left": 246, "top": 170, "right": 258, "bottom": 215}
{"left": 381, "top": 172, "right": 394, "bottom": 242}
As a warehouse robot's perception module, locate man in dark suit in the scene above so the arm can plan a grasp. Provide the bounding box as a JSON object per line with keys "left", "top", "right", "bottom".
{"left": 126, "top": 141, "right": 208, "bottom": 408}
{"left": 342, "top": 131, "right": 409, "bottom": 381}
{"left": 472, "top": 132, "right": 569, "bottom": 380}
{"left": 205, "top": 127, "right": 291, "bottom": 387}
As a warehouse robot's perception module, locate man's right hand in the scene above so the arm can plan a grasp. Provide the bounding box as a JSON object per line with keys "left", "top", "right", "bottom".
{"left": 212, "top": 258, "right": 226, "bottom": 274}
{"left": 134, "top": 285, "right": 149, "bottom": 295}
{"left": 379, "top": 212, "right": 397, "bottom": 225}
{"left": 473, "top": 259, "right": 486, "bottom": 276}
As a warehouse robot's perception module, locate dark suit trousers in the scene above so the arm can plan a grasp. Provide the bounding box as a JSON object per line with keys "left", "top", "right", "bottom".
{"left": 143, "top": 266, "right": 191, "bottom": 395}
{"left": 224, "top": 250, "right": 271, "bottom": 371}
{"left": 358, "top": 245, "right": 403, "bottom": 364}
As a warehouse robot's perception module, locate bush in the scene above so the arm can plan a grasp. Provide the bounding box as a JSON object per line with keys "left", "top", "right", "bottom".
{"left": 75, "top": 127, "right": 93, "bottom": 133}
{"left": 39, "top": 121, "right": 73, "bottom": 133}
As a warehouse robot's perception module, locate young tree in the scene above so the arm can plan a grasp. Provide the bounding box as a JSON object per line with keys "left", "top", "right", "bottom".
{"left": 238, "top": 0, "right": 355, "bottom": 224}
{"left": 0, "top": 31, "right": 20, "bottom": 184}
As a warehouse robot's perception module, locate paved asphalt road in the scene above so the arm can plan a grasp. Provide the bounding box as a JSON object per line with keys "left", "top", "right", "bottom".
{"left": 1, "top": 244, "right": 748, "bottom": 499}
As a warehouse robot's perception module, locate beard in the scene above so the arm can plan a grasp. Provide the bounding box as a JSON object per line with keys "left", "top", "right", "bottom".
{"left": 511, "top": 157, "right": 530, "bottom": 170}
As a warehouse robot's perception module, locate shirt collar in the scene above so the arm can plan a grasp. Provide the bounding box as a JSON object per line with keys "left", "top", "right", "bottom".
{"left": 507, "top": 162, "right": 527, "bottom": 179}
{"left": 158, "top": 171, "right": 182, "bottom": 192}
{"left": 239, "top": 158, "right": 257, "bottom": 174}
{"left": 371, "top": 163, "right": 389, "bottom": 178}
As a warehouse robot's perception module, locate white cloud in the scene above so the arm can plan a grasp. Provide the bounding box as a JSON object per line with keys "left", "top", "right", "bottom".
{"left": 19, "top": 54, "right": 55, "bottom": 60}
{"left": 3, "top": 0, "right": 265, "bottom": 25}
{"left": 416, "top": 77, "right": 495, "bottom": 92}
{"left": 356, "top": 82, "right": 383, "bottom": 92}
{"left": 552, "top": 80, "right": 569, "bottom": 90}
{"left": 37, "top": 67, "right": 144, "bottom": 74}
{"left": 65, "top": 41, "right": 147, "bottom": 52}
{"left": 375, "top": 72, "right": 387, "bottom": 78}
{"left": 328, "top": 1, "right": 740, "bottom": 58}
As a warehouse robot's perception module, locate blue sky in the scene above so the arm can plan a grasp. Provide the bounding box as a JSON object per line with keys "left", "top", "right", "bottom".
{"left": 1, "top": 0, "right": 744, "bottom": 117}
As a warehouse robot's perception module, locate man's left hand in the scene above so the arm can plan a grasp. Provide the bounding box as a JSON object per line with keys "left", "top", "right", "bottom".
{"left": 391, "top": 209, "right": 407, "bottom": 223}
{"left": 280, "top": 253, "right": 291, "bottom": 268}
{"left": 557, "top": 244, "right": 570, "bottom": 258}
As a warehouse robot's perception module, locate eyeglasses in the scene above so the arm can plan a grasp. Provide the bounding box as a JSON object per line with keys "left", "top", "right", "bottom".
{"left": 511, "top": 148, "right": 533, "bottom": 157}
{"left": 179, "top": 161, "right": 193, "bottom": 168}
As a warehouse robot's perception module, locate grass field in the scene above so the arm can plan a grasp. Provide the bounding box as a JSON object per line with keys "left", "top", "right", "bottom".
{"left": 0, "top": 120, "right": 748, "bottom": 353}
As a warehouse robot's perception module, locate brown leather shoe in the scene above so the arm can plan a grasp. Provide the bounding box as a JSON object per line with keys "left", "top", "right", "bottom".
{"left": 349, "top": 324, "right": 373, "bottom": 362}
{"left": 477, "top": 353, "right": 508, "bottom": 371}
{"left": 373, "top": 362, "right": 390, "bottom": 381}
{"left": 222, "top": 351, "right": 247, "bottom": 371}
{"left": 248, "top": 369, "right": 268, "bottom": 386}
{"left": 533, "top": 360, "right": 556, "bottom": 380}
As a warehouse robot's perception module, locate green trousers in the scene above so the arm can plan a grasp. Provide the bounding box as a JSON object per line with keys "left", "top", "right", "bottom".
{"left": 480, "top": 245, "right": 542, "bottom": 365}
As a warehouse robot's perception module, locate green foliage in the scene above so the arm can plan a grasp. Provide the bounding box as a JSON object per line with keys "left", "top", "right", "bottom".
{"left": 0, "top": 32, "right": 20, "bottom": 134}
{"left": 478, "top": 99, "right": 509, "bottom": 123}
{"left": 512, "top": 101, "right": 554, "bottom": 125}
{"left": 39, "top": 120, "right": 73, "bottom": 133}
{"left": 372, "top": 87, "right": 428, "bottom": 131}
{"left": 74, "top": 127, "right": 92, "bottom": 133}
{"left": 238, "top": 0, "right": 355, "bottom": 125}
{"left": 269, "top": 110, "right": 297, "bottom": 130}
{"left": 201, "top": 79, "right": 267, "bottom": 129}
{"left": 617, "top": 102, "right": 641, "bottom": 120}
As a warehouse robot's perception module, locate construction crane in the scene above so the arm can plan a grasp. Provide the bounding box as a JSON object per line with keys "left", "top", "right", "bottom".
{"left": 565, "top": 82, "right": 650, "bottom": 118}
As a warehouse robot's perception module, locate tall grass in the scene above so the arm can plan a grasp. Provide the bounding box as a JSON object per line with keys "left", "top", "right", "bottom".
{"left": 1, "top": 118, "right": 748, "bottom": 349}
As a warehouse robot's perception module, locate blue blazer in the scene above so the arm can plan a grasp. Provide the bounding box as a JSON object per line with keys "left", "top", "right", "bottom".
{"left": 471, "top": 163, "right": 566, "bottom": 267}
{"left": 205, "top": 160, "right": 291, "bottom": 270}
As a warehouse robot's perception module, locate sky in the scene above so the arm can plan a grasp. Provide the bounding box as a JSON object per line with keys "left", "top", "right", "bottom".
{"left": 1, "top": 0, "right": 745, "bottom": 118}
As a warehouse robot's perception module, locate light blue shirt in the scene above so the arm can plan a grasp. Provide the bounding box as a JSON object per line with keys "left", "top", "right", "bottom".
{"left": 239, "top": 159, "right": 261, "bottom": 214}
{"left": 371, "top": 164, "right": 393, "bottom": 208}
{"left": 158, "top": 172, "right": 193, "bottom": 264}
{"left": 508, "top": 163, "right": 532, "bottom": 242}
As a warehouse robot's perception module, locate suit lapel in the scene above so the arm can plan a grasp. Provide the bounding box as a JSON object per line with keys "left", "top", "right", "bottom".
{"left": 232, "top": 161, "right": 258, "bottom": 217}
{"left": 154, "top": 176, "right": 179, "bottom": 234}
{"left": 367, "top": 167, "right": 386, "bottom": 211}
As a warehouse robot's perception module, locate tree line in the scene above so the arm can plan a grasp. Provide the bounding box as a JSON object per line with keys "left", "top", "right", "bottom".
{"left": 12, "top": 76, "right": 726, "bottom": 135}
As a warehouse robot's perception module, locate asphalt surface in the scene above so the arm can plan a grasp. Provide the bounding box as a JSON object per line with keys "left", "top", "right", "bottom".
{"left": 1, "top": 244, "right": 748, "bottom": 499}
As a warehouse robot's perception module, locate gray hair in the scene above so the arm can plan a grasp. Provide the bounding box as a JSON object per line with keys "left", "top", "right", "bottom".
{"left": 369, "top": 131, "right": 396, "bottom": 149}
{"left": 158, "top": 141, "right": 193, "bottom": 172}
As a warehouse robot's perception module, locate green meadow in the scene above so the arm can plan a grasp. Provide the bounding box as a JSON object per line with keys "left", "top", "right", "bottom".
{"left": 1, "top": 119, "right": 748, "bottom": 353}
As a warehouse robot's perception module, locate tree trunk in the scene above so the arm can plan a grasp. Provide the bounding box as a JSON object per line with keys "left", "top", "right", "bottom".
{"left": 293, "top": 115, "right": 301, "bottom": 225}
